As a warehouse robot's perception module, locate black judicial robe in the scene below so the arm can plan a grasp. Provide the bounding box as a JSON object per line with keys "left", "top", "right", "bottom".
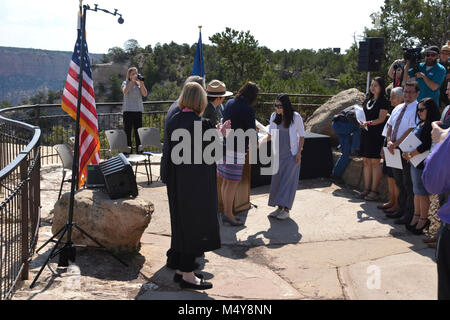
{"left": 161, "top": 111, "right": 221, "bottom": 255}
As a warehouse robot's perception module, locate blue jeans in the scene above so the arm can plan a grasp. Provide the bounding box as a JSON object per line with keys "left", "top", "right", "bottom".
{"left": 332, "top": 121, "right": 361, "bottom": 177}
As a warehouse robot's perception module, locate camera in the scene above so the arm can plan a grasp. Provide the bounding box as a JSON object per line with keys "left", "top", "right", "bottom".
{"left": 403, "top": 47, "right": 423, "bottom": 74}
{"left": 137, "top": 74, "right": 145, "bottom": 81}
{"left": 393, "top": 61, "right": 405, "bottom": 71}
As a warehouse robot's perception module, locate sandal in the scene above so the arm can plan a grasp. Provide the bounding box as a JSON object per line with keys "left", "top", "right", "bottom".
{"left": 364, "top": 191, "right": 379, "bottom": 201}
{"left": 357, "top": 189, "right": 370, "bottom": 199}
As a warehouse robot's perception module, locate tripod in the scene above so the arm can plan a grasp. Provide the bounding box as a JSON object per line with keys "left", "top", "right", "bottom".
{"left": 30, "top": 3, "right": 127, "bottom": 289}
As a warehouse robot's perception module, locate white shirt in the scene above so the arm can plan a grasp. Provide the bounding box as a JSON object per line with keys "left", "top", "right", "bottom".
{"left": 386, "top": 100, "right": 419, "bottom": 141}
{"left": 269, "top": 112, "right": 305, "bottom": 156}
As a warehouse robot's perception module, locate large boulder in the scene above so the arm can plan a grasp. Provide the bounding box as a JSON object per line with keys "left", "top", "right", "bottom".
{"left": 52, "top": 188, "right": 153, "bottom": 252}
{"left": 305, "top": 88, "right": 366, "bottom": 145}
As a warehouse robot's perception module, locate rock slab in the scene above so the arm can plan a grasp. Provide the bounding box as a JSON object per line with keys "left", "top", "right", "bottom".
{"left": 52, "top": 188, "right": 153, "bottom": 252}
{"left": 305, "top": 88, "right": 366, "bottom": 145}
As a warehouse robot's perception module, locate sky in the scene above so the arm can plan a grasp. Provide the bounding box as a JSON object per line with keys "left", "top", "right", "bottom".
{"left": 0, "top": 0, "right": 386, "bottom": 54}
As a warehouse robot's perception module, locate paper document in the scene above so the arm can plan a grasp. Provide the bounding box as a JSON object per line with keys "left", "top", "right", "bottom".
{"left": 383, "top": 147, "right": 403, "bottom": 169}
{"left": 255, "top": 120, "right": 269, "bottom": 135}
{"left": 410, "top": 151, "right": 430, "bottom": 168}
{"left": 399, "top": 131, "right": 422, "bottom": 153}
{"left": 353, "top": 105, "right": 368, "bottom": 131}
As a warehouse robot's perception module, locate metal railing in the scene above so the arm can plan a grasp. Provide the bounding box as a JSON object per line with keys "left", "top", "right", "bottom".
{"left": 0, "top": 114, "right": 41, "bottom": 300}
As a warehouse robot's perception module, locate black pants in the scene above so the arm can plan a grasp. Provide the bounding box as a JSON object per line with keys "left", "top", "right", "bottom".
{"left": 166, "top": 248, "right": 199, "bottom": 273}
{"left": 123, "top": 111, "right": 142, "bottom": 153}
{"left": 438, "top": 224, "right": 450, "bottom": 300}
{"left": 392, "top": 158, "right": 414, "bottom": 223}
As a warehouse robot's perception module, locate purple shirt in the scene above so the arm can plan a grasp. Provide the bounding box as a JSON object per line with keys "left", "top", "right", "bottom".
{"left": 422, "top": 134, "right": 450, "bottom": 223}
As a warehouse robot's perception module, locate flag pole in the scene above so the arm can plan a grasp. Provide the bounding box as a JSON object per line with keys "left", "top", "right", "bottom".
{"left": 63, "top": 3, "right": 87, "bottom": 260}
{"left": 29, "top": 3, "right": 128, "bottom": 289}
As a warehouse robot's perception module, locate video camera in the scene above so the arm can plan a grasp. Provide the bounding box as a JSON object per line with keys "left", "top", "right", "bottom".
{"left": 403, "top": 47, "right": 423, "bottom": 74}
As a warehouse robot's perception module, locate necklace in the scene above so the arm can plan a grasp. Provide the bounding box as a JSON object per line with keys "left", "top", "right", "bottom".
{"left": 366, "top": 99, "right": 376, "bottom": 111}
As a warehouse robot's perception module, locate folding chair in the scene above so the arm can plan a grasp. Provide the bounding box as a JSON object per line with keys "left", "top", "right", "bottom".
{"left": 138, "top": 127, "right": 163, "bottom": 184}
{"left": 53, "top": 143, "right": 73, "bottom": 200}
{"left": 104, "top": 129, "right": 150, "bottom": 184}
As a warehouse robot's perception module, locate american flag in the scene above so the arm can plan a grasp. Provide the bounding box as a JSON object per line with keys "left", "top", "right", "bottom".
{"left": 61, "top": 11, "right": 100, "bottom": 188}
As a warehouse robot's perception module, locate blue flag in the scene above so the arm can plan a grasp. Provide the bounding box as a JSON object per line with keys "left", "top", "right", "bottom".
{"left": 191, "top": 30, "right": 205, "bottom": 77}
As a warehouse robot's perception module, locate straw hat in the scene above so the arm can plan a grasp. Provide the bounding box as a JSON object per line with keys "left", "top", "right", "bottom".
{"left": 206, "top": 80, "right": 233, "bottom": 97}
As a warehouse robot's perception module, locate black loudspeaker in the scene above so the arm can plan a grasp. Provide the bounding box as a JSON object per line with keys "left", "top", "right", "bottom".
{"left": 98, "top": 153, "right": 138, "bottom": 199}
{"left": 358, "top": 37, "right": 384, "bottom": 72}
{"left": 86, "top": 165, "right": 105, "bottom": 188}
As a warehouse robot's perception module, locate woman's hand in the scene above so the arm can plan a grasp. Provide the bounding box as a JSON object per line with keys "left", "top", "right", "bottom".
{"left": 402, "top": 152, "right": 410, "bottom": 161}
{"left": 217, "top": 120, "right": 232, "bottom": 137}
{"left": 295, "top": 151, "right": 302, "bottom": 164}
{"left": 431, "top": 121, "right": 450, "bottom": 144}
{"left": 387, "top": 141, "right": 396, "bottom": 155}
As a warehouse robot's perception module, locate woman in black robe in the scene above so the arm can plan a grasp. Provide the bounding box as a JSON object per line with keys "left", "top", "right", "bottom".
{"left": 161, "top": 82, "right": 227, "bottom": 290}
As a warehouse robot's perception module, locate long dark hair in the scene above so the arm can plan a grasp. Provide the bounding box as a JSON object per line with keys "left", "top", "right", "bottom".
{"left": 416, "top": 98, "right": 441, "bottom": 126}
{"left": 363, "top": 77, "right": 388, "bottom": 106}
{"left": 235, "top": 81, "right": 259, "bottom": 105}
{"left": 273, "top": 94, "right": 294, "bottom": 128}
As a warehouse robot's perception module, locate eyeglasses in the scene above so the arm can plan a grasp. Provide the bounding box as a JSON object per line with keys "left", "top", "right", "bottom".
{"left": 274, "top": 104, "right": 282, "bottom": 109}
{"left": 417, "top": 108, "right": 427, "bottom": 112}
{"left": 426, "top": 53, "right": 438, "bottom": 57}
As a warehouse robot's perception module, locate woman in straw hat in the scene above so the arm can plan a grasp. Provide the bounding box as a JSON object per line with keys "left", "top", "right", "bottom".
{"left": 203, "top": 80, "right": 233, "bottom": 126}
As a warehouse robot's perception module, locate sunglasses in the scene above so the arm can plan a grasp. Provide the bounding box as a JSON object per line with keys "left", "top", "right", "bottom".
{"left": 274, "top": 104, "right": 282, "bottom": 109}
{"left": 426, "top": 53, "right": 438, "bottom": 57}
{"left": 417, "top": 108, "right": 427, "bottom": 112}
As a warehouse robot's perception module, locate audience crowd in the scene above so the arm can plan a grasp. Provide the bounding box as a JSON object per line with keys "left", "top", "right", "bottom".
{"left": 331, "top": 42, "right": 450, "bottom": 300}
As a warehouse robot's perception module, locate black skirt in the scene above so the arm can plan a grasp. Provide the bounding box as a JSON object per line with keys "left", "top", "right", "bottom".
{"left": 359, "top": 124, "right": 385, "bottom": 159}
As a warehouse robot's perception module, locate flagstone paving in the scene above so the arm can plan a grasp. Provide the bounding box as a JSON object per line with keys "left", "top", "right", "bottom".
{"left": 13, "top": 166, "right": 437, "bottom": 300}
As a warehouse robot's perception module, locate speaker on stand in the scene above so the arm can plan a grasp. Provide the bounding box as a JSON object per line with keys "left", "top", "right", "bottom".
{"left": 357, "top": 37, "right": 385, "bottom": 93}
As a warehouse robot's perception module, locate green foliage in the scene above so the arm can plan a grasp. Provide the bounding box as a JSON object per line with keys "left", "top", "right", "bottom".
{"left": 209, "top": 28, "right": 264, "bottom": 91}
{"left": 46, "top": 125, "right": 69, "bottom": 146}
{"left": 107, "top": 74, "right": 123, "bottom": 102}
{"left": 0, "top": 100, "right": 13, "bottom": 108}
{"left": 106, "top": 46, "right": 129, "bottom": 63}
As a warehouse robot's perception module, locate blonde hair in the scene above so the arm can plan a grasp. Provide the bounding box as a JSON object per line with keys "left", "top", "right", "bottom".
{"left": 126, "top": 67, "right": 138, "bottom": 81}
{"left": 178, "top": 82, "right": 207, "bottom": 115}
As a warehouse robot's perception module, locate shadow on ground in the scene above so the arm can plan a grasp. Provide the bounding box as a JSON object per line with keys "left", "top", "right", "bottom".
{"left": 331, "top": 184, "right": 434, "bottom": 261}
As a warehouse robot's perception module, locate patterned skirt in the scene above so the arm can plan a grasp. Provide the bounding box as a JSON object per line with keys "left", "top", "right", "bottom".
{"left": 217, "top": 151, "right": 246, "bottom": 182}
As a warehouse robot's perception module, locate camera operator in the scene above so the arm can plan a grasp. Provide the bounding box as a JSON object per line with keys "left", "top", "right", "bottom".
{"left": 403, "top": 46, "right": 447, "bottom": 105}
{"left": 439, "top": 43, "right": 450, "bottom": 108}
{"left": 388, "top": 59, "right": 406, "bottom": 88}
{"left": 122, "top": 67, "right": 148, "bottom": 154}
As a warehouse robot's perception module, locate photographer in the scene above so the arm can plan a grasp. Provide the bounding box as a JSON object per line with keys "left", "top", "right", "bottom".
{"left": 388, "top": 59, "right": 406, "bottom": 88}
{"left": 122, "top": 67, "right": 148, "bottom": 154}
{"left": 403, "top": 46, "right": 446, "bottom": 105}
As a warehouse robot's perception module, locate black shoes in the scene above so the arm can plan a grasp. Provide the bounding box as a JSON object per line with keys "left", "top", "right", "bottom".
{"left": 411, "top": 219, "right": 431, "bottom": 235}
{"left": 394, "top": 216, "right": 409, "bottom": 225}
{"left": 173, "top": 272, "right": 204, "bottom": 283}
{"left": 179, "top": 278, "right": 213, "bottom": 290}
{"left": 386, "top": 211, "right": 403, "bottom": 219}
{"left": 222, "top": 214, "right": 244, "bottom": 226}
